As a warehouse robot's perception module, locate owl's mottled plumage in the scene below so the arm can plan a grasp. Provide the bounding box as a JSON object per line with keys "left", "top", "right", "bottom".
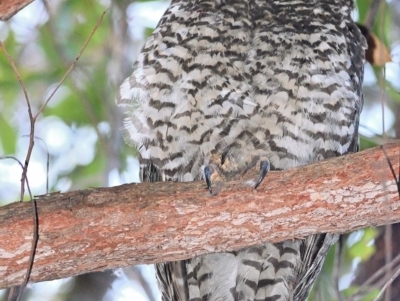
{"left": 117, "top": 0, "right": 366, "bottom": 300}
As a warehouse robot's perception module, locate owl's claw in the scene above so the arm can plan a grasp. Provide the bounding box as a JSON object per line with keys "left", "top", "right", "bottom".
{"left": 204, "top": 163, "right": 224, "bottom": 194}
{"left": 204, "top": 165, "right": 213, "bottom": 194}
{"left": 254, "top": 158, "right": 270, "bottom": 189}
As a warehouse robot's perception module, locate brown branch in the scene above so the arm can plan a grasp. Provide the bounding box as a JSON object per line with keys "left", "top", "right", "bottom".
{"left": 0, "top": 141, "right": 399, "bottom": 289}
{"left": 0, "top": 0, "right": 34, "bottom": 21}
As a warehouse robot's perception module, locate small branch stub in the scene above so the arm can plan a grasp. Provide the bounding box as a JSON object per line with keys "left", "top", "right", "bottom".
{"left": 0, "top": 0, "right": 34, "bottom": 21}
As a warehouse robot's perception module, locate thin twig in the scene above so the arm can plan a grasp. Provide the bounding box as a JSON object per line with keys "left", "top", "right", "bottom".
{"left": 333, "top": 237, "right": 345, "bottom": 301}
{"left": 0, "top": 8, "right": 109, "bottom": 301}
{"left": 1, "top": 42, "right": 37, "bottom": 301}
{"left": 22, "top": 136, "right": 50, "bottom": 194}
{"left": 34, "top": 6, "right": 112, "bottom": 185}
{"left": 347, "top": 252, "right": 400, "bottom": 300}
{"left": 373, "top": 266, "right": 400, "bottom": 301}
{"left": 41, "top": 0, "right": 106, "bottom": 140}
{"left": 384, "top": 225, "right": 392, "bottom": 301}
{"left": 0, "top": 157, "right": 32, "bottom": 197}
{"left": 0, "top": 156, "right": 35, "bottom": 301}
{"left": 34, "top": 8, "right": 110, "bottom": 119}
{"left": 0, "top": 43, "right": 32, "bottom": 118}
{"left": 376, "top": 1, "right": 392, "bottom": 299}
{"left": 381, "top": 146, "right": 400, "bottom": 197}
{"left": 364, "top": 0, "right": 383, "bottom": 29}
{"left": 0, "top": 42, "right": 33, "bottom": 203}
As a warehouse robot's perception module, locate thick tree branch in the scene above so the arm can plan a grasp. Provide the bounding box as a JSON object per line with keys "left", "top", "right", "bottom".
{"left": 0, "top": 141, "right": 399, "bottom": 289}
{"left": 0, "top": 0, "right": 34, "bottom": 21}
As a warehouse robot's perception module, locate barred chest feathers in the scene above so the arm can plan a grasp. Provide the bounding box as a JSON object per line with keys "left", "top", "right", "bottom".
{"left": 118, "top": 0, "right": 365, "bottom": 183}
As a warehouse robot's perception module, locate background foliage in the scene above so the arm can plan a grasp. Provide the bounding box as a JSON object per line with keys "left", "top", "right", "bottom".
{"left": 0, "top": 0, "right": 399, "bottom": 300}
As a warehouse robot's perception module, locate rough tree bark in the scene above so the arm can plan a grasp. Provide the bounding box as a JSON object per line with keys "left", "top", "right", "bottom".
{"left": 0, "top": 141, "right": 399, "bottom": 289}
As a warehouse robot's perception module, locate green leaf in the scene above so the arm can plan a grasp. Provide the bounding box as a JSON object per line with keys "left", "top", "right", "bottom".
{"left": 349, "top": 228, "right": 378, "bottom": 261}
{"left": 0, "top": 114, "right": 17, "bottom": 154}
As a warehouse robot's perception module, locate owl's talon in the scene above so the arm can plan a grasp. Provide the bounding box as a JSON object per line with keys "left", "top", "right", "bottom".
{"left": 254, "top": 158, "right": 270, "bottom": 189}
{"left": 204, "top": 163, "right": 224, "bottom": 194}
{"left": 204, "top": 165, "right": 213, "bottom": 194}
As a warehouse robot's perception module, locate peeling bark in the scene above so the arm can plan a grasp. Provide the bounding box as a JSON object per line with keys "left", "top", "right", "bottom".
{"left": 0, "top": 141, "right": 399, "bottom": 289}
{"left": 0, "top": 0, "right": 34, "bottom": 21}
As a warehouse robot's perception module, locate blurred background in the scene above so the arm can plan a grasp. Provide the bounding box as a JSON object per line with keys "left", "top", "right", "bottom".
{"left": 0, "top": 0, "right": 399, "bottom": 300}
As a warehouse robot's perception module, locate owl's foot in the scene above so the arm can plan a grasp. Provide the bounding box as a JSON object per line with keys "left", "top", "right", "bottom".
{"left": 254, "top": 157, "right": 270, "bottom": 189}
{"left": 204, "top": 157, "right": 270, "bottom": 193}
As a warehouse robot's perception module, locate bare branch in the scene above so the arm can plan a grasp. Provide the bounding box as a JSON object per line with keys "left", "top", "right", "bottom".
{"left": 348, "top": 252, "right": 400, "bottom": 300}
{"left": 34, "top": 8, "right": 109, "bottom": 118}
{"left": 0, "top": 141, "right": 399, "bottom": 289}
{"left": 0, "top": 42, "right": 33, "bottom": 204}
{"left": 0, "top": 156, "right": 36, "bottom": 301}
{"left": 373, "top": 265, "right": 400, "bottom": 301}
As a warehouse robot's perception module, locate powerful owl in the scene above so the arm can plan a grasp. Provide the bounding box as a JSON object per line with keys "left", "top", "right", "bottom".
{"left": 117, "top": 0, "right": 366, "bottom": 300}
